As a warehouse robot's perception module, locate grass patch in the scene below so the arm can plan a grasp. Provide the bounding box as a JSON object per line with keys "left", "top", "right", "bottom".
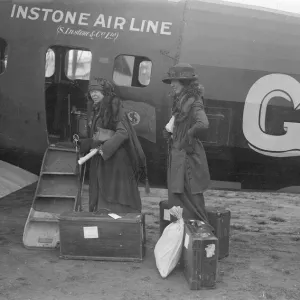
{"left": 290, "top": 236, "right": 300, "bottom": 242}
{"left": 269, "top": 216, "right": 286, "bottom": 223}
{"left": 257, "top": 220, "right": 268, "bottom": 225}
{"left": 270, "top": 254, "right": 280, "bottom": 260}
{"left": 231, "top": 236, "right": 248, "bottom": 243}
{"left": 264, "top": 292, "right": 275, "bottom": 300}
{"left": 217, "top": 194, "right": 228, "bottom": 198}
{"left": 231, "top": 224, "right": 248, "bottom": 231}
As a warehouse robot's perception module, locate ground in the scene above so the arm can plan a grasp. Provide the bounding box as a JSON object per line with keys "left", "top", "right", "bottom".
{"left": 0, "top": 183, "right": 299, "bottom": 300}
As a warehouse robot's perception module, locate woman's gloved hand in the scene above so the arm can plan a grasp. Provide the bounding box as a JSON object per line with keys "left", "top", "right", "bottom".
{"left": 78, "top": 138, "right": 93, "bottom": 154}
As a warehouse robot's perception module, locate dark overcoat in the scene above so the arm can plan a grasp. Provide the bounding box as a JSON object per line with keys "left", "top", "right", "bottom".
{"left": 167, "top": 83, "right": 211, "bottom": 222}
{"left": 88, "top": 97, "right": 146, "bottom": 213}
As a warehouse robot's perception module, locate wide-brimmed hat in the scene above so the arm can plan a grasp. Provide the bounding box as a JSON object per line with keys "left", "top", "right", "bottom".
{"left": 162, "top": 63, "right": 198, "bottom": 84}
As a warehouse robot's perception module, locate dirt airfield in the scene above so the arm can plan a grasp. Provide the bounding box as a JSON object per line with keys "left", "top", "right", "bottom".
{"left": 0, "top": 183, "right": 299, "bottom": 300}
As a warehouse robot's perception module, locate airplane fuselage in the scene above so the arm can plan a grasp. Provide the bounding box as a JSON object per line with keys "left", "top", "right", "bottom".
{"left": 1, "top": 0, "right": 300, "bottom": 191}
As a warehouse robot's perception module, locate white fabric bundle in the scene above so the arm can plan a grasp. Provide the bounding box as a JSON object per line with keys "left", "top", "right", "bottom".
{"left": 154, "top": 206, "right": 184, "bottom": 278}
{"left": 165, "top": 115, "right": 175, "bottom": 133}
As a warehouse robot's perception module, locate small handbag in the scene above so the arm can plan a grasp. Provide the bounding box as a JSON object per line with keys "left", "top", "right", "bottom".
{"left": 93, "top": 128, "right": 115, "bottom": 142}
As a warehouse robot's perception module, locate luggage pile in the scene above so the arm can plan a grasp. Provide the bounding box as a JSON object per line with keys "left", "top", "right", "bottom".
{"left": 156, "top": 200, "right": 231, "bottom": 290}
{"left": 55, "top": 199, "right": 230, "bottom": 290}
{"left": 23, "top": 141, "right": 231, "bottom": 290}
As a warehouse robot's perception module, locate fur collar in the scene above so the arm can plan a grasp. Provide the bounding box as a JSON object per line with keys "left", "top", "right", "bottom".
{"left": 172, "top": 81, "right": 204, "bottom": 116}
{"left": 182, "top": 81, "right": 204, "bottom": 99}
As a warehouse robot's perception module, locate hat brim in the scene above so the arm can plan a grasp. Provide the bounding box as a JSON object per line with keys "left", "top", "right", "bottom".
{"left": 162, "top": 75, "right": 198, "bottom": 84}
{"left": 88, "top": 86, "right": 104, "bottom": 92}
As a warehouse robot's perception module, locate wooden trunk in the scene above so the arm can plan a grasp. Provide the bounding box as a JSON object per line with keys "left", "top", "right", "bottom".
{"left": 183, "top": 222, "right": 219, "bottom": 290}
{"left": 206, "top": 207, "right": 231, "bottom": 259}
{"left": 58, "top": 211, "right": 145, "bottom": 262}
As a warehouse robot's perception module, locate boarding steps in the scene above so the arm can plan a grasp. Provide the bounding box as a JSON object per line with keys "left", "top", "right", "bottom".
{"left": 23, "top": 143, "right": 84, "bottom": 249}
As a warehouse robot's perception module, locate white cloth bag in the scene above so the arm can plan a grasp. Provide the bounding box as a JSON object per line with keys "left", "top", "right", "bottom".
{"left": 154, "top": 206, "right": 184, "bottom": 278}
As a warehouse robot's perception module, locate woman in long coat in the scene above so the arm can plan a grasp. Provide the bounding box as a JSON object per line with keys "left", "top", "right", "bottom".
{"left": 162, "top": 63, "right": 211, "bottom": 223}
{"left": 79, "top": 78, "right": 147, "bottom": 213}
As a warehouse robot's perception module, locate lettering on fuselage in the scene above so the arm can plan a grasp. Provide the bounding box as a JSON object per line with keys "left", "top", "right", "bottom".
{"left": 243, "top": 73, "right": 300, "bottom": 157}
{"left": 10, "top": 4, "right": 173, "bottom": 41}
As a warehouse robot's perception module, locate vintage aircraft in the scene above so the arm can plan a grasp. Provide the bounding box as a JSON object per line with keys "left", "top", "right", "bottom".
{"left": 1, "top": 0, "right": 300, "bottom": 193}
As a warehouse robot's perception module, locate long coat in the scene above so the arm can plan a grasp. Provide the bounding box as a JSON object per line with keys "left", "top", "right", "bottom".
{"left": 167, "top": 88, "right": 211, "bottom": 222}
{"left": 88, "top": 98, "right": 145, "bottom": 213}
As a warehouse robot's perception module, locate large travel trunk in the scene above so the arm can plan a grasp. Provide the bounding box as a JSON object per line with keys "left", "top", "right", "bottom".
{"left": 182, "top": 222, "right": 219, "bottom": 290}
{"left": 58, "top": 210, "right": 146, "bottom": 262}
{"left": 206, "top": 207, "right": 231, "bottom": 259}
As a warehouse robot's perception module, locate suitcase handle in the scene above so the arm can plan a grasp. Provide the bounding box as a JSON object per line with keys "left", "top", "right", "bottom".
{"left": 187, "top": 220, "right": 205, "bottom": 226}
{"left": 187, "top": 219, "right": 215, "bottom": 234}
{"left": 93, "top": 208, "right": 111, "bottom": 215}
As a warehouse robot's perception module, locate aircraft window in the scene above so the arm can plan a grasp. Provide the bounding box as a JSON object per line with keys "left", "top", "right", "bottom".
{"left": 113, "top": 55, "right": 152, "bottom": 87}
{"left": 139, "top": 61, "right": 152, "bottom": 86}
{"left": 0, "top": 38, "right": 8, "bottom": 74}
{"left": 65, "top": 49, "right": 92, "bottom": 80}
{"left": 45, "top": 48, "right": 55, "bottom": 78}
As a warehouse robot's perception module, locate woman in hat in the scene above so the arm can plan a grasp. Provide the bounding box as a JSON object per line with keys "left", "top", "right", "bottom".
{"left": 162, "top": 63, "right": 211, "bottom": 223}
{"left": 79, "top": 77, "right": 148, "bottom": 213}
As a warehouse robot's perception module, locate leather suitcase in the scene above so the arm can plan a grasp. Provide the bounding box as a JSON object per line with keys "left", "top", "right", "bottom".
{"left": 206, "top": 207, "right": 230, "bottom": 259}
{"left": 182, "top": 221, "right": 219, "bottom": 290}
{"left": 58, "top": 210, "right": 146, "bottom": 262}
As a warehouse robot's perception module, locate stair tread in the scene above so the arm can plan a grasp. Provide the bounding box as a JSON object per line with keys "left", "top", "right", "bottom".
{"left": 29, "top": 217, "right": 59, "bottom": 223}
{"left": 35, "top": 194, "right": 77, "bottom": 198}
{"left": 35, "top": 195, "right": 77, "bottom": 199}
{"left": 41, "top": 172, "right": 78, "bottom": 175}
